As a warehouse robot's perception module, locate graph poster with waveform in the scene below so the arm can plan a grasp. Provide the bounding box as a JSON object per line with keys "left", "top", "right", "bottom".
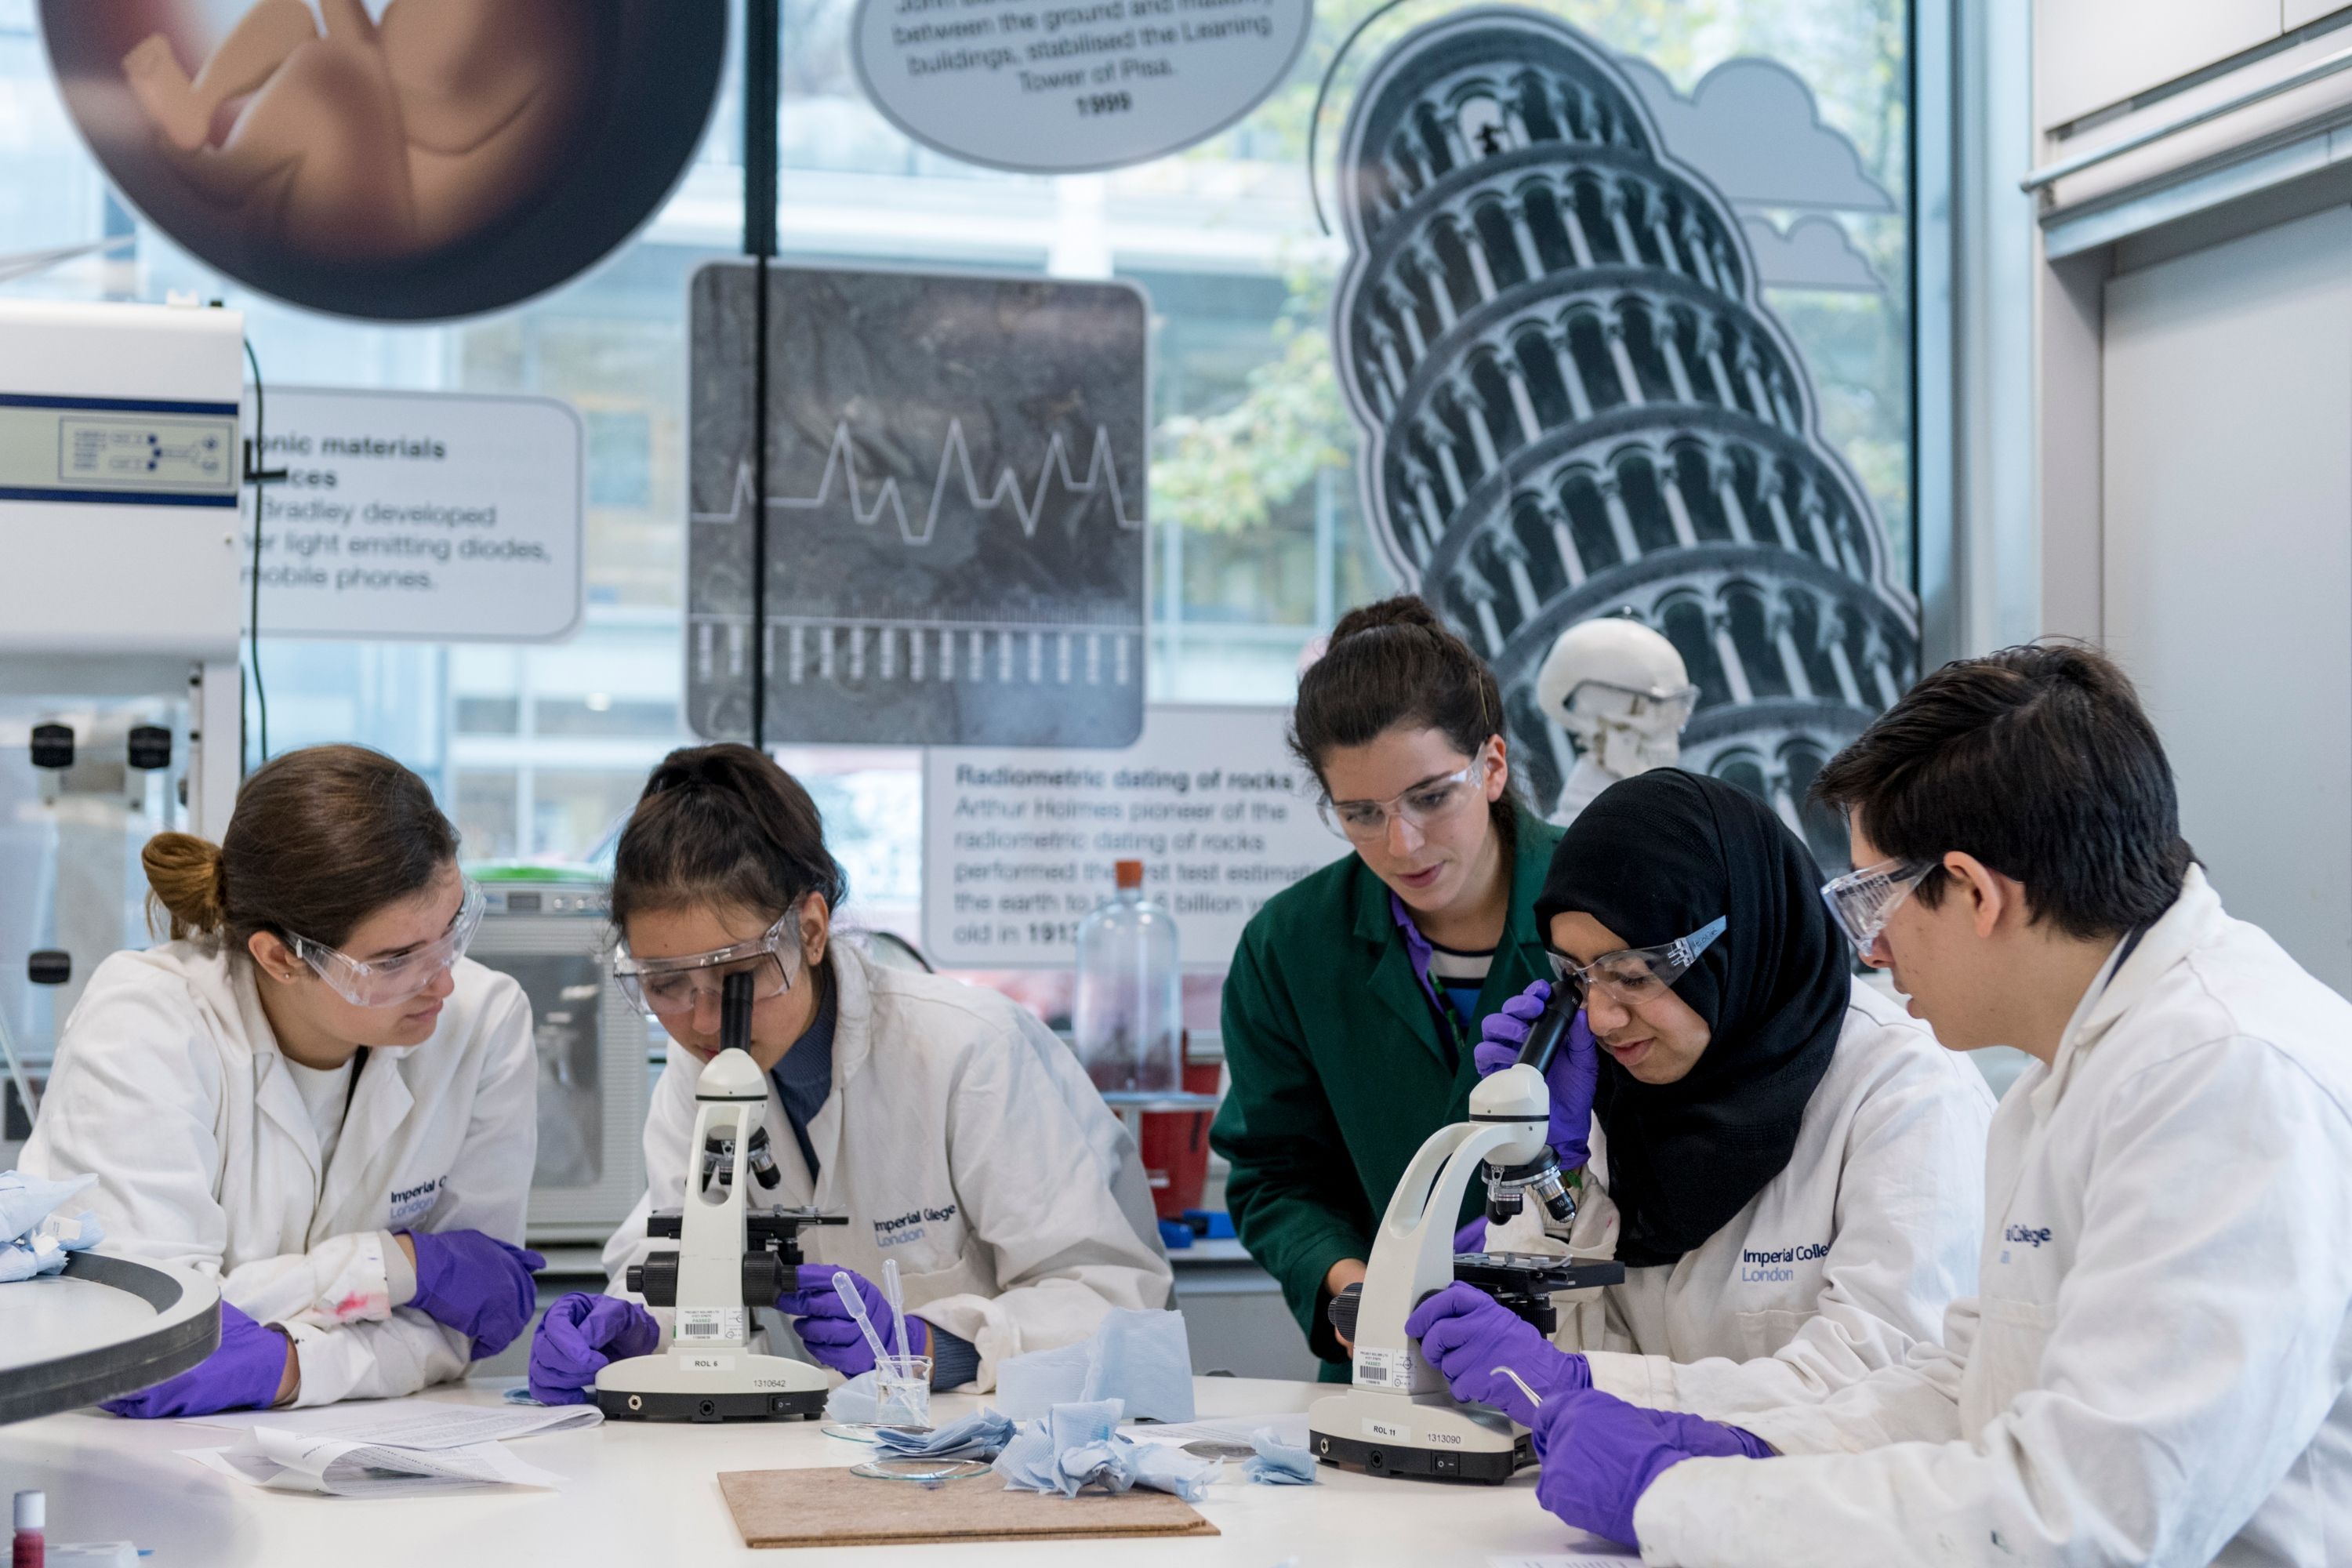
{"left": 687, "top": 262, "right": 1149, "bottom": 747}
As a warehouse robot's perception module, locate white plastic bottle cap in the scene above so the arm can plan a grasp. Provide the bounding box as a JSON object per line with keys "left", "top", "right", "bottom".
{"left": 13, "top": 1489, "right": 42, "bottom": 1530}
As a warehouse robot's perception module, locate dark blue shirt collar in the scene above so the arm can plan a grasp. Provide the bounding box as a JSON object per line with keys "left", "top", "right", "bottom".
{"left": 768, "top": 975, "right": 837, "bottom": 1178}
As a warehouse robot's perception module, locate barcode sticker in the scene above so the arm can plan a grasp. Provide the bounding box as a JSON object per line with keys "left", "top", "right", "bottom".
{"left": 676, "top": 1308, "right": 746, "bottom": 1342}
{"left": 1352, "top": 1345, "right": 1413, "bottom": 1390}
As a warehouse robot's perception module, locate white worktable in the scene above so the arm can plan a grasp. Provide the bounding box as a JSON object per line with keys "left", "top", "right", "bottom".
{"left": 0, "top": 1376, "right": 1622, "bottom": 1566}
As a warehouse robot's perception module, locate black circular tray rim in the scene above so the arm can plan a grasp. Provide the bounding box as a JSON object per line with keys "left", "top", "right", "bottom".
{"left": 0, "top": 1251, "right": 219, "bottom": 1425}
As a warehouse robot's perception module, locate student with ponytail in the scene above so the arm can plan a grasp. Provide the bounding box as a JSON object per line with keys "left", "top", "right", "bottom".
{"left": 23, "top": 745, "right": 541, "bottom": 1415}
{"left": 1210, "top": 595, "right": 1563, "bottom": 1377}
{"left": 526, "top": 744, "right": 1168, "bottom": 1404}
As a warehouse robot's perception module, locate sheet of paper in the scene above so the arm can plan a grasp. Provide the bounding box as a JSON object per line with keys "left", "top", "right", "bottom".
{"left": 1120, "top": 1413, "right": 1312, "bottom": 1450}
{"left": 180, "top": 1396, "right": 600, "bottom": 1448}
{"left": 182, "top": 1427, "right": 565, "bottom": 1497}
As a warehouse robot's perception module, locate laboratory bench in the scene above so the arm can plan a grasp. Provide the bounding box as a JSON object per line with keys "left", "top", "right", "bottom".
{"left": 487, "top": 1236, "right": 1323, "bottom": 1386}
{"left": 0, "top": 1375, "right": 1617, "bottom": 1566}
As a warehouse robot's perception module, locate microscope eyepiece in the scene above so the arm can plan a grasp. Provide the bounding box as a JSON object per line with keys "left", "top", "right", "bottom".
{"left": 720, "top": 969, "right": 755, "bottom": 1054}
{"left": 1515, "top": 980, "right": 1582, "bottom": 1074}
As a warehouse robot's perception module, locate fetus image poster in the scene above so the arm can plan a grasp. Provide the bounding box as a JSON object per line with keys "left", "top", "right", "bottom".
{"left": 39, "top": 0, "right": 726, "bottom": 320}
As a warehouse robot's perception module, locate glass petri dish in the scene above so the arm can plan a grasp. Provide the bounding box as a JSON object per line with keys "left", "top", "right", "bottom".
{"left": 849, "top": 1457, "right": 994, "bottom": 1483}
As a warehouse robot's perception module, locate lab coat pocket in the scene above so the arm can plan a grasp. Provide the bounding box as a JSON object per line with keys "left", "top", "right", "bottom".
{"left": 1736, "top": 1307, "right": 1816, "bottom": 1362}
{"left": 1969, "top": 1295, "right": 2056, "bottom": 1419}
{"left": 895, "top": 1249, "right": 990, "bottom": 1308}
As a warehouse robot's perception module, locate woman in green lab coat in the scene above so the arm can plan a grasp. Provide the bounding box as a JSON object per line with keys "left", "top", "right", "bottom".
{"left": 1211, "top": 596, "right": 1561, "bottom": 1377}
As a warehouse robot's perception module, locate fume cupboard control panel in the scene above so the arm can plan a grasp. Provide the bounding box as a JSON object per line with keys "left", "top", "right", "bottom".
{"left": 0, "top": 396, "right": 239, "bottom": 503}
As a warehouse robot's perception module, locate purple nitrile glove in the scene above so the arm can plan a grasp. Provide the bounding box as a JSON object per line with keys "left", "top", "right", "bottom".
{"left": 1472, "top": 981, "right": 1599, "bottom": 1170}
{"left": 403, "top": 1229, "right": 546, "bottom": 1358}
{"left": 103, "top": 1301, "right": 288, "bottom": 1418}
{"left": 528, "top": 1291, "right": 660, "bottom": 1406}
{"left": 1454, "top": 1218, "right": 1489, "bottom": 1253}
{"left": 775, "top": 1263, "right": 931, "bottom": 1377}
{"left": 1404, "top": 1282, "right": 1588, "bottom": 1427}
{"left": 1530, "top": 1387, "right": 1773, "bottom": 1548}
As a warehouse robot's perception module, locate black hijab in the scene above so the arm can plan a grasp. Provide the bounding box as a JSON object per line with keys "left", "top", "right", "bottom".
{"left": 1534, "top": 771, "right": 1847, "bottom": 1268}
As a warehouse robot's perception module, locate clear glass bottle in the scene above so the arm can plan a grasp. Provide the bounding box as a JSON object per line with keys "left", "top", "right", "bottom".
{"left": 1073, "top": 859, "right": 1181, "bottom": 1094}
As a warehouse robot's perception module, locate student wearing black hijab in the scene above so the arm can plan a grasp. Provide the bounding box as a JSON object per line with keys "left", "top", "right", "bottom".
{"left": 1407, "top": 770, "right": 1995, "bottom": 1427}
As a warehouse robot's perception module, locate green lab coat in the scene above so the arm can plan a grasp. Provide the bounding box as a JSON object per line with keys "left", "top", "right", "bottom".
{"left": 1210, "top": 804, "right": 1563, "bottom": 1374}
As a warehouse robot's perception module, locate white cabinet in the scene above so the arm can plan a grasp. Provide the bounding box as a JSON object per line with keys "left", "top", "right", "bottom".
{"left": 2100, "top": 204, "right": 2352, "bottom": 993}
{"left": 2036, "top": 0, "right": 2281, "bottom": 128}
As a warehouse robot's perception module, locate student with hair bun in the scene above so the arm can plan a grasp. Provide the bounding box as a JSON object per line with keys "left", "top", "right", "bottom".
{"left": 24, "top": 745, "right": 542, "bottom": 1416}
{"left": 1211, "top": 594, "right": 1563, "bottom": 1377}
{"left": 527, "top": 743, "right": 1169, "bottom": 1404}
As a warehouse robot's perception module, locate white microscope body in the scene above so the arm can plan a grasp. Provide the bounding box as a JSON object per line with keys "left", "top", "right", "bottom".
{"left": 594, "top": 1022, "right": 839, "bottom": 1422}
{"left": 1306, "top": 1062, "right": 1559, "bottom": 1483}
{"left": 1537, "top": 615, "right": 1697, "bottom": 824}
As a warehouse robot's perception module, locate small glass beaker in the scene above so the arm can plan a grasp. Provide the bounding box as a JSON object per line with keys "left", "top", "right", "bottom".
{"left": 873, "top": 1356, "right": 933, "bottom": 1430}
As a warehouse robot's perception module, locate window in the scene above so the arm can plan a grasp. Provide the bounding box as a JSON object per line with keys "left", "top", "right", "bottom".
{"left": 0, "top": 0, "right": 1915, "bottom": 1042}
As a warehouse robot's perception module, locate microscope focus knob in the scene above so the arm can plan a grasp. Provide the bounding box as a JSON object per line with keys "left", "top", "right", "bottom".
{"left": 742, "top": 1250, "right": 786, "bottom": 1307}
{"left": 1327, "top": 1282, "right": 1361, "bottom": 1345}
{"left": 630, "top": 1252, "right": 679, "bottom": 1308}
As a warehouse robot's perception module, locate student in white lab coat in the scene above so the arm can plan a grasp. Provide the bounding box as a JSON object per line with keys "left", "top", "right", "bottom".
{"left": 24, "top": 745, "right": 541, "bottom": 1415}
{"left": 526, "top": 744, "right": 1168, "bottom": 1403}
{"left": 1513, "top": 644, "right": 2352, "bottom": 1566}
{"left": 1410, "top": 769, "right": 1994, "bottom": 1425}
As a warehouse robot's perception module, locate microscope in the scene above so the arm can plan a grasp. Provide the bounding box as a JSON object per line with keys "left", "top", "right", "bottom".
{"left": 1307, "top": 985, "right": 1622, "bottom": 1482}
{"left": 596, "top": 972, "right": 844, "bottom": 1421}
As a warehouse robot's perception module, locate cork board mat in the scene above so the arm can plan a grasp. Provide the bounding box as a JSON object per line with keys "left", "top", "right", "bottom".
{"left": 717, "top": 1466, "right": 1221, "bottom": 1548}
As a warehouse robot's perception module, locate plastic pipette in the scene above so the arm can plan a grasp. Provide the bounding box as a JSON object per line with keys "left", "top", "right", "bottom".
{"left": 832, "top": 1270, "right": 894, "bottom": 1372}
{"left": 882, "top": 1256, "right": 908, "bottom": 1378}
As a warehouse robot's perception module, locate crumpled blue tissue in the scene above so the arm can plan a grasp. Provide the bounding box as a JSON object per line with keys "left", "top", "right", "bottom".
{"left": 869, "top": 1407, "right": 1016, "bottom": 1460}
{"left": 824, "top": 1370, "right": 880, "bottom": 1423}
{"left": 1243, "top": 1426, "right": 1318, "bottom": 1485}
{"left": 0, "top": 1171, "right": 95, "bottom": 1241}
{"left": 993, "top": 1308, "right": 1195, "bottom": 1423}
{"left": 0, "top": 1171, "right": 103, "bottom": 1283}
{"left": 992, "top": 1399, "right": 1218, "bottom": 1502}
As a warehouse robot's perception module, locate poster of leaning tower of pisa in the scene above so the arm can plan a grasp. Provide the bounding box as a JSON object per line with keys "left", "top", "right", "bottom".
{"left": 1332, "top": 7, "right": 1918, "bottom": 862}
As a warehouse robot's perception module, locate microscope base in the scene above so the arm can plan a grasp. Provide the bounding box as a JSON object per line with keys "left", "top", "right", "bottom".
{"left": 593, "top": 1348, "right": 831, "bottom": 1423}
{"left": 1307, "top": 1388, "right": 1530, "bottom": 1484}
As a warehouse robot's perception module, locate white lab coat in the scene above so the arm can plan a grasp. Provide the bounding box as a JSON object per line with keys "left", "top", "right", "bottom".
{"left": 1488, "top": 980, "right": 1995, "bottom": 1417}
{"left": 22, "top": 943, "right": 538, "bottom": 1406}
{"left": 603, "top": 940, "right": 1171, "bottom": 1388}
{"left": 1635, "top": 867, "right": 2352, "bottom": 1568}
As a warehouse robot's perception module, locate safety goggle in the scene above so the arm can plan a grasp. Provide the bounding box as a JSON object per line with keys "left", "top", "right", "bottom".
{"left": 612, "top": 909, "right": 803, "bottom": 1018}
{"left": 1562, "top": 677, "right": 1699, "bottom": 724}
{"left": 284, "top": 880, "right": 485, "bottom": 1008}
{"left": 1821, "top": 858, "right": 1934, "bottom": 960}
{"left": 1545, "top": 916, "right": 1727, "bottom": 1009}
{"left": 1318, "top": 758, "right": 1487, "bottom": 843}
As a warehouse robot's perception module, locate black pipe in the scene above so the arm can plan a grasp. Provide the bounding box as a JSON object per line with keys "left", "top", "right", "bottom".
{"left": 744, "top": 0, "right": 780, "bottom": 750}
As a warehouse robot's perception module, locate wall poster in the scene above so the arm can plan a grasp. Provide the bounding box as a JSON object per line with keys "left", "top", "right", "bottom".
{"left": 1330, "top": 7, "right": 1918, "bottom": 866}
{"left": 39, "top": 0, "right": 726, "bottom": 321}
{"left": 851, "top": 0, "right": 1314, "bottom": 174}
{"left": 687, "top": 262, "right": 1150, "bottom": 750}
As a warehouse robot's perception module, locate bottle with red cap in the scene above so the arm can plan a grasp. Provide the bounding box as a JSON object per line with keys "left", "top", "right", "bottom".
{"left": 1073, "top": 858, "right": 1181, "bottom": 1094}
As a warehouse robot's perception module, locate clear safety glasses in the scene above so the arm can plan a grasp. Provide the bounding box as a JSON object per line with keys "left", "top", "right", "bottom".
{"left": 1821, "top": 858, "right": 1934, "bottom": 960}
{"left": 285, "top": 880, "right": 486, "bottom": 1008}
{"left": 1319, "top": 759, "right": 1488, "bottom": 843}
{"left": 612, "top": 909, "right": 803, "bottom": 1019}
{"left": 1546, "top": 916, "right": 1727, "bottom": 1011}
